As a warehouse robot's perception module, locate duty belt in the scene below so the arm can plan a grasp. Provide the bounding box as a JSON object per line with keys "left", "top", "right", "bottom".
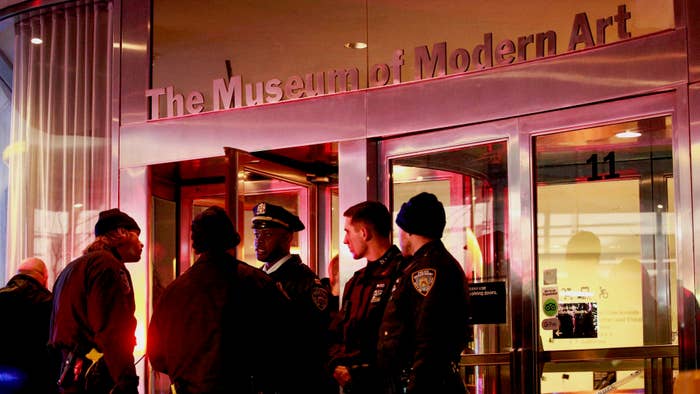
{"left": 57, "top": 346, "right": 107, "bottom": 391}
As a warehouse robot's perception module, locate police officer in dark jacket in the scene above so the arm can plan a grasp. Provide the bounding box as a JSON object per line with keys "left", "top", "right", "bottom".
{"left": 50, "top": 208, "right": 143, "bottom": 394}
{"left": 148, "top": 206, "right": 290, "bottom": 394}
{"left": 328, "top": 201, "right": 403, "bottom": 394}
{"left": 0, "top": 257, "right": 54, "bottom": 394}
{"left": 252, "top": 202, "right": 332, "bottom": 393}
{"left": 377, "top": 192, "right": 470, "bottom": 394}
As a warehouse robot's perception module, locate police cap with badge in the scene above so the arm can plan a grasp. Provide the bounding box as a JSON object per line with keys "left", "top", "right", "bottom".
{"left": 251, "top": 202, "right": 305, "bottom": 232}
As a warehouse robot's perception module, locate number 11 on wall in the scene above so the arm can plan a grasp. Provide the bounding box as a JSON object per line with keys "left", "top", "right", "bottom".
{"left": 586, "top": 151, "right": 620, "bottom": 181}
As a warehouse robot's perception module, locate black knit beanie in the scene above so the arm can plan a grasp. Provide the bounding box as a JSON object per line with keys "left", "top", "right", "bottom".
{"left": 94, "top": 208, "right": 140, "bottom": 236}
{"left": 191, "top": 206, "right": 241, "bottom": 254}
{"left": 395, "top": 192, "right": 446, "bottom": 239}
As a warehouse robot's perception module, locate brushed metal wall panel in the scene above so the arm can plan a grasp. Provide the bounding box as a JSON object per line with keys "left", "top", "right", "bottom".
{"left": 118, "top": 166, "right": 150, "bottom": 394}
{"left": 119, "top": 0, "right": 151, "bottom": 125}
{"left": 518, "top": 91, "right": 676, "bottom": 133}
{"left": 120, "top": 91, "right": 366, "bottom": 167}
{"left": 688, "top": 2, "right": 700, "bottom": 83}
{"left": 121, "top": 30, "right": 687, "bottom": 168}
{"left": 337, "top": 139, "right": 369, "bottom": 299}
{"left": 688, "top": 82, "right": 700, "bottom": 368}
{"left": 367, "top": 29, "right": 687, "bottom": 138}
{"left": 674, "top": 83, "right": 698, "bottom": 369}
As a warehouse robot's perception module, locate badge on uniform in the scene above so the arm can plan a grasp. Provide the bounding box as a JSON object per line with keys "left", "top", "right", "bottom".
{"left": 391, "top": 278, "right": 400, "bottom": 293}
{"left": 370, "top": 283, "right": 386, "bottom": 303}
{"left": 411, "top": 269, "right": 436, "bottom": 296}
{"left": 255, "top": 202, "right": 266, "bottom": 214}
{"left": 311, "top": 286, "right": 329, "bottom": 311}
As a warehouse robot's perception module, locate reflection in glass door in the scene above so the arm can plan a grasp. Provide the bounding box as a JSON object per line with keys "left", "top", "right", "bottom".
{"left": 176, "top": 156, "right": 315, "bottom": 271}
{"left": 389, "top": 140, "right": 510, "bottom": 393}
{"left": 534, "top": 116, "right": 677, "bottom": 393}
{"left": 181, "top": 182, "right": 307, "bottom": 270}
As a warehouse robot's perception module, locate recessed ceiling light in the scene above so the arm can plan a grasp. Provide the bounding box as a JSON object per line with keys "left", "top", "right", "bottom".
{"left": 30, "top": 37, "right": 42, "bottom": 45}
{"left": 344, "top": 42, "right": 367, "bottom": 49}
{"left": 615, "top": 130, "right": 641, "bottom": 138}
{"left": 73, "top": 203, "right": 83, "bottom": 208}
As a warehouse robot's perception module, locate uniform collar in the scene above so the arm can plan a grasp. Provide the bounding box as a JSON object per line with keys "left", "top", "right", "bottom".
{"left": 368, "top": 244, "right": 401, "bottom": 266}
{"left": 413, "top": 239, "right": 442, "bottom": 259}
{"left": 362, "top": 245, "right": 402, "bottom": 280}
{"left": 263, "top": 254, "right": 292, "bottom": 274}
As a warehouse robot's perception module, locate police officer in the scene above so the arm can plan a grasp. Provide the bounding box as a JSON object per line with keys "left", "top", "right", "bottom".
{"left": 252, "top": 202, "right": 332, "bottom": 393}
{"left": 50, "top": 209, "right": 143, "bottom": 394}
{"left": 377, "top": 192, "right": 470, "bottom": 394}
{"left": 329, "top": 201, "right": 403, "bottom": 394}
{"left": 148, "top": 206, "right": 290, "bottom": 393}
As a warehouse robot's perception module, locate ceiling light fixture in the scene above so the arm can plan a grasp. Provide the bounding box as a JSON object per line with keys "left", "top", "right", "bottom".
{"left": 615, "top": 130, "right": 641, "bottom": 138}
{"left": 30, "top": 37, "right": 42, "bottom": 45}
{"left": 344, "top": 42, "right": 367, "bottom": 49}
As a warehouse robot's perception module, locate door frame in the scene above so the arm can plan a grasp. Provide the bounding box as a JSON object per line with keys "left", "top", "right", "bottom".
{"left": 378, "top": 118, "right": 523, "bottom": 390}
{"left": 520, "top": 91, "right": 691, "bottom": 392}
{"left": 224, "top": 148, "right": 319, "bottom": 272}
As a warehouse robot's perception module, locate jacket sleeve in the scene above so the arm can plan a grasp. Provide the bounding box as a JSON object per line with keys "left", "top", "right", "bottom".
{"left": 87, "top": 261, "right": 138, "bottom": 391}
{"left": 327, "top": 277, "right": 359, "bottom": 370}
{"left": 250, "top": 277, "right": 294, "bottom": 392}
{"left": 406, "top": 269, "right": 446, "bottom": 394}
{"left": 147, "top": 296, "right": 167, "bottom": 374}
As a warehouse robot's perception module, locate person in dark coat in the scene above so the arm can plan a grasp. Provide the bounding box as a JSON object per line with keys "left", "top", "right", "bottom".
{"left": 377, "top": 192, "right": 470, "bottom": 394}
{"left": 50, "top": 208, "right": 143, "bottom": 394}
{"left": 252, "top": 202, "right": 332, "bottom": 393}
{"left": 0, "top": 257, "right": 54, "bottom": 394}
{"left": 328, "top": 201, "right": 403, "bottom": 394}
{"left": 148, "top": 205, "right": 290, "bottom": 394}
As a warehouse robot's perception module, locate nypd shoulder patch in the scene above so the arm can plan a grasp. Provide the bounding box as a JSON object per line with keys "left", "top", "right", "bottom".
{"left": 311, "top": 286, "right": 329, "bottom": 311}
{"left": 411, "top": 268, "right": 436, "bottom": 296}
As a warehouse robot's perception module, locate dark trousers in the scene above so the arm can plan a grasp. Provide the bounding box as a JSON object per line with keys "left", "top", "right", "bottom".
{"left": 343, "top": 365, "right": 382, "bottom": 394}
{"left": 381, "top": 365, "right": 466, "bottom": 394}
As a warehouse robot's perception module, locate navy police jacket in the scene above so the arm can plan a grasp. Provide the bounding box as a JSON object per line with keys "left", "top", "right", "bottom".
{"left": 328, "top": 245, "right": 403, "bottom": 371}
{"left": 266, "top": 254, "right": 332, "bottom": 393}
{"left": 377, "top": 240, "right": 470, "bottom": 394}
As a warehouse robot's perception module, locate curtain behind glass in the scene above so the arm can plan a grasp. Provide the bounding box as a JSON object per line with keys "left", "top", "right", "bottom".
{"left": 7, "top": 1, "right": 112, "bottom": 285}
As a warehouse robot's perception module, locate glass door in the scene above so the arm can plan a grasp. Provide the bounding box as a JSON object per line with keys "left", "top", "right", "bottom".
{"left": 533, "top": 116, "right": 678, "bottom": 393}
{"left": 379, "top": 120, "right": 516, "bottom": 394}
{"left": 520, "top": 93, "right": 690, "bottom": 394}
{"left": 179, "top": 183, "right": 226, "bottom": 271}
{"left": 224, "top": 148, "right": 317, "bottom": 271}
{"left": 172, "top": 150, "right": 317, "bottom": 272}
